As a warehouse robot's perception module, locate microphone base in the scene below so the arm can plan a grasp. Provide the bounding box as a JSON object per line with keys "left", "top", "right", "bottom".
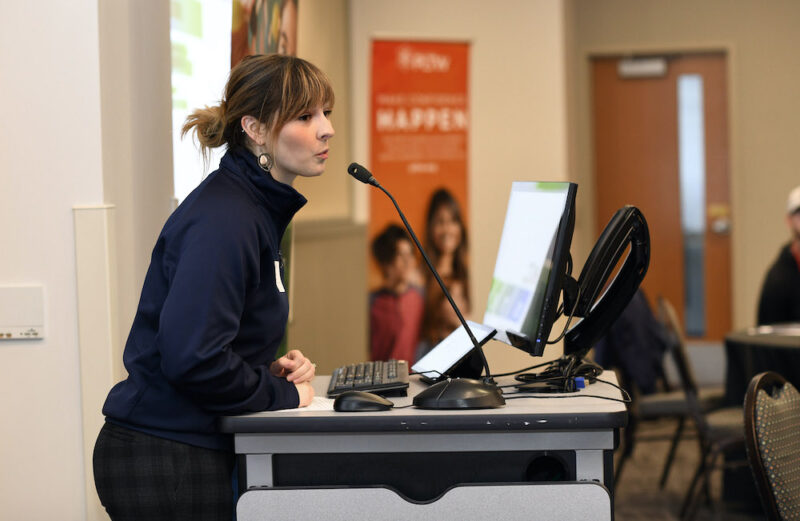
{"left": 413, "top": 378, "right": 505, "bottom": 409}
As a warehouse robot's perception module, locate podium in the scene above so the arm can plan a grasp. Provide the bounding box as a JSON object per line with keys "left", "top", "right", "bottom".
{"left": 221, "top": 374, "right": 627, "bottom": 520}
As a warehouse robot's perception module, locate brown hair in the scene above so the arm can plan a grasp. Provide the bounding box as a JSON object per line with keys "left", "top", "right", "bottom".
{"left": 424, "top": 188, "right": 469, "bottom": 283}
{"left": 182, "top": 54, "right": 334, "bottom": 159}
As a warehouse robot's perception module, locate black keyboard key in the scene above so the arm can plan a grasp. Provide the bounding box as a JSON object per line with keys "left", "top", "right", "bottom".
{"left": 327, "top": 359, "right": 409, "bottom": 397}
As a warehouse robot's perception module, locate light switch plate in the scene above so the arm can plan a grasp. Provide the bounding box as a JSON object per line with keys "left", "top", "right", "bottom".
{"left": 0, "top": 285, "right": 45, "bottom": 340}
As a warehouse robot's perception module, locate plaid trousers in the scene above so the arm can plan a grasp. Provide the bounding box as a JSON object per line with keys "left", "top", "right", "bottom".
{"left": 93, "top": 421, "right": 235, "bottom": 521}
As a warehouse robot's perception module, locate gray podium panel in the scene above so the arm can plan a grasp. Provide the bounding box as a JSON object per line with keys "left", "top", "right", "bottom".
{"left": 237, "top": 482, "right": 611, "bottom": 521}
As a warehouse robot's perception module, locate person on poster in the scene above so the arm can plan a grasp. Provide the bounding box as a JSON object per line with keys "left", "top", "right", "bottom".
{"left": 370, "top": 224, "right": 425, "bottom": 362}
{"left": 231, "top": 0, "right": 298, "bottom": 65}
{"left": 419, "top": 188, "right": 471, "bottom": 357}
{"left": 277, "top": 0, "right": 298, "bottom": 56}
{"left": 757, "top": 185, "right": 800, "bottom": 325}
{"left": 93, "top": 55, "right": 335, "bottom": 520}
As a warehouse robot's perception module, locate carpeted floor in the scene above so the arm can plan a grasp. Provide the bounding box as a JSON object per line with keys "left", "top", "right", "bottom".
{"left": 613, "top": 418, "right": 766, "bottom": 520}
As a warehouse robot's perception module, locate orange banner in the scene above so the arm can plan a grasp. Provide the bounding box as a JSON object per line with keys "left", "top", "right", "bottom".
{"left": 369, "top": 40, "right": 470, "bottom": 288}
{"left": 368, "top": 40, "right": 471, "bottom": 362}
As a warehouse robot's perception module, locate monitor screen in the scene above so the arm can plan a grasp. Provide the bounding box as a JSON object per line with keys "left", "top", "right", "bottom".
{"left": 482, "top": 181, "right": 577, "bottom": 356}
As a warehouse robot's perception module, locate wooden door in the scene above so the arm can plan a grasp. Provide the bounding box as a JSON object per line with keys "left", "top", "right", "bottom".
{"left": 591, "top": 53, "right": 731, "bottom": 340}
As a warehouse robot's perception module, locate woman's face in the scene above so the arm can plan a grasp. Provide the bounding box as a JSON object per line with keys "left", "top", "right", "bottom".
{"left": 430, "top": 206, "right": 462, "bottom": 254}
{"left": 271, "top": 106, "right": 334, "bottom": 185}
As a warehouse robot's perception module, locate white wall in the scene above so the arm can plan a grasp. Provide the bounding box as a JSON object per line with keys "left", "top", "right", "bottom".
{"left": 348, "top": 0, "right": 570, "bottom": 369}
{"left": 0, "top": 1, "right": 173, "bottom": 519}
{"left": 0, "top": 1, "right": 103, "bottom": 519}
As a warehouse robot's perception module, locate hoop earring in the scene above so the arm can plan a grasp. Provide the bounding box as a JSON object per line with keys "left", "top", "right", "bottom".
{"left": 258, "top": 153, "right": 274, "bottom": 173}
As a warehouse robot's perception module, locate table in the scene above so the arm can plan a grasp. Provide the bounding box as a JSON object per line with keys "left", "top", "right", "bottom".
{"left": 724, "top": 324, "right": 800, "bottom": 406}
{"left": 723, "top": 324, "right": 800, "bottom": 507}
{"left": 220, "top": 373, "right": 628, "bottom": 521}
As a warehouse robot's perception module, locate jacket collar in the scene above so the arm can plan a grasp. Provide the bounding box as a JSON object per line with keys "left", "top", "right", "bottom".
{"left": 220, "top": 146, "right": 307, "bottom": 231}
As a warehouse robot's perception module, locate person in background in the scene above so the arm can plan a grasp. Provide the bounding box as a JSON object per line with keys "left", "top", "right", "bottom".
{"left": 757, "top": 185, "right": 800, "bottom": 325}
{"left": 419, "top": 188, "right": 470, "bottom": 355}
{"left": 93, "top": 54, "right": 335, "bottom": 520}
{"left": 370, "top": 224, "right": 425, "bottom": 362}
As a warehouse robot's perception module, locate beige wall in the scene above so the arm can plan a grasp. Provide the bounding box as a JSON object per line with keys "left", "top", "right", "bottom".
{"left": 568, "top": 0, "right": 800, "bottom": 329}
{"left": 293, "top": 0, "right": 353, "bottom": 221}
{"left": 347, "top": 0, "right": 571, "bottom": 370}
{"left": 271, "top": 0, "right": 574, "bottom": 374}
{"left": 284, "top": 0, "right": 369, "bottom": 372}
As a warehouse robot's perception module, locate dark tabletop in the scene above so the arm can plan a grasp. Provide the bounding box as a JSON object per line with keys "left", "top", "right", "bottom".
{"left": 724, "top": 325, "right": 800, "bottom": 406}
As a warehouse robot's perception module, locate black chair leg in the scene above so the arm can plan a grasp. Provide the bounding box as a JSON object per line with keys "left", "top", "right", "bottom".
{"left": 700, "top": 449, "right": 721, "bottom": 507}
{"left": 659, "top": 417, "right": 685, "bottom": 488}
{"left": 680, "top": 450, "right": 708, "bottom": 521}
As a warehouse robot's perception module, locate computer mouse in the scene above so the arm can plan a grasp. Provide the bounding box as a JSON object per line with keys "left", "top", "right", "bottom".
{"left": 333, "top": 390, "right": 394, "bottom": 412}
{"left": 413, "top": 378, "right": 505, "bottom": 409}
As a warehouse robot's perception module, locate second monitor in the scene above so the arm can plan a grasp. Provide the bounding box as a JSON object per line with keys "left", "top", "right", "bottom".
{"left": 482, "top": 181, "right": 577, "bottom": 357}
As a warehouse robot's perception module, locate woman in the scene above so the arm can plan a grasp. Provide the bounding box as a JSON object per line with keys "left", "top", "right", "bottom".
{"left": 419, "top": 188, "right": 470, "bottom": 353}
{"left": 93, "top": 54, "right": 334, "bottom": 520}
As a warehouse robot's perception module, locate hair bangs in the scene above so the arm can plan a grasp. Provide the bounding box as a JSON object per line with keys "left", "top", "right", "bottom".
{"left": 275, "top": 59, "right": 335, "bottom": 132}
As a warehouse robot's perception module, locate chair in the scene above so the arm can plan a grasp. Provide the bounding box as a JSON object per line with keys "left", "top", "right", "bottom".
{"left": 612, "top": 292, "right": 725, "bottom": 488}
{"left": 744, "top": 371, "right": 800, "bottom": 520}
{"left": 657, "top": 297, "right": 746, "bottom": 521}
{"left": 625, "top": 371, "right": 726, "bottom": 487}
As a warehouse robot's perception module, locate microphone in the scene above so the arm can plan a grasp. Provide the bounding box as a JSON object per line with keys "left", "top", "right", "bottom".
{"left": 348, "top": 162, "right": 504, "bottom": 409}
{"left": 347, "top": 163, "right": 379, "bottom": 187}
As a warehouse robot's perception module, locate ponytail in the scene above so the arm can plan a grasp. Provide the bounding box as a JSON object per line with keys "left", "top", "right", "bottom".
{"left": 181, "top": 104, "right": 226, "bottom": 161}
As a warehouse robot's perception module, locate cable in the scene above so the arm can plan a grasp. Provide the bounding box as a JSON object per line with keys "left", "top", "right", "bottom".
{"left": 553, "top": 254, "right": 574, "bottom": 321}
{"left": 546, "top": 285, "right": 582, "bottom": 344}
{"left": 593, "top": 378, "right": 632, "bottom": 403}
{"left": 411, "top": 360, "right": 556, "bottom": 381}
{"left": 514, "top": 357, "right": 572, "bottom": 382}
{"left": 409, "top": 369, "right": 444, "bottom": 378}
{"left": 503, "top": 392, "right": 631, "bottom": 404}
{"left": 489, "top": 360, "right": 554, "bottom": 378}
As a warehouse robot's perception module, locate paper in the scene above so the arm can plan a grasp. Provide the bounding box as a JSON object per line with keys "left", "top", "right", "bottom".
{"left": 272, "top": 396, "right": 334, "bottom": 412}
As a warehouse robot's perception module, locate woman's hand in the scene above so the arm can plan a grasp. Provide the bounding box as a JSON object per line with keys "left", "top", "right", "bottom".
{"left": 294, "top": 381, "right": 314, "bottom": 407}
{"left": 270, "top": 349, "right": 316, "bottom": 383}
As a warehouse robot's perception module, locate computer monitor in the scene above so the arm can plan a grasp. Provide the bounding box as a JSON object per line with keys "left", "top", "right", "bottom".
{"left": 482, "top": 181, "right": 577, "bottom": 357}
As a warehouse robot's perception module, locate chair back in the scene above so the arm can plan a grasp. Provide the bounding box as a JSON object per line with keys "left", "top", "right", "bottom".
{"left": 656, "top": 297, "right": 707, "bottom": 427}
{"left": 744, "top": 371, "right": 800, "bottom": 521}
{"left": 656, "top": 297, "right": 701, "bottom": 394}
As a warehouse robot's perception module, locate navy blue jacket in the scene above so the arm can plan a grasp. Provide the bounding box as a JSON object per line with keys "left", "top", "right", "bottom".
{"left": 102, "top": 147, "right": 305, "bottom": 450}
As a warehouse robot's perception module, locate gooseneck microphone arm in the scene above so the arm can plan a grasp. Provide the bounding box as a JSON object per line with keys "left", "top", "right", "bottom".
{"left": 347, "top": 162, "right": 493, "bottom": 382}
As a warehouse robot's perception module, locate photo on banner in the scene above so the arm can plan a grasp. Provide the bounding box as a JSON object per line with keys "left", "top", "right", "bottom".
{"left": 369, "top": 40, "right": 471, "bottom": 364}
{"left": 231, "top": 0, "right": 298, "bottom": 64}
{"left": 231, "top": 0, "right": 299, "bottom": 356}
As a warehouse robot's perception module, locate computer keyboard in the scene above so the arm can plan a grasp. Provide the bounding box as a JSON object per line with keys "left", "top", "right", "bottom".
{"left": 327, "top": 359, "right": 409, "bottom": 397}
